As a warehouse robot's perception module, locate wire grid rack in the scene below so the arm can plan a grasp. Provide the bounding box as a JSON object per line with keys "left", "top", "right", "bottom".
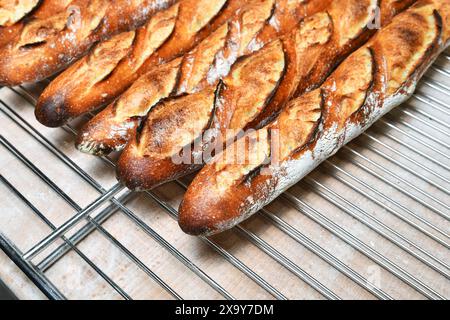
{"left": 0, "top": 50, "right": 449, "bottom": 300}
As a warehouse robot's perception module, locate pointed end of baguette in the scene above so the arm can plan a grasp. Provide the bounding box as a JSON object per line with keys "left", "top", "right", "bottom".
{"left": 76, "top": 138, "right": 117, "bottom": 157}
{"left": 178, "top": 193, "right": 221, "bottom": 236}
{"left": 117, "top": 142, "right": 193, "bottom": 191}
{"left": 178, "top": 204, "right": 214, "bottom": 236}
{"left": 178, "top": 166, "right": 254, "bottom": 237}
{"left": 75, "top": 108, "right": 139, "bottom": 156}
{"left": 116, "top": 147, "right": 156, "bottom": 191}
{"left": 178, "top": 187, "right": 248, "bottom": 237}
{"left": 35, "top": 95, "right": 71, "bottom": 128}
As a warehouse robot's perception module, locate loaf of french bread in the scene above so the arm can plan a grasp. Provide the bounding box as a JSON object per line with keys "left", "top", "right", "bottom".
{"left": 178, "top": 0, "right": 450, "bottom": 236}
{"left": 35, "top": 0, "right": 246, "bottom": 127}
{"left": 116, "top": 0, "right": 415, "bottom": 191}
{"left": 75, "top": 0, "right": 333, "bottom": 155}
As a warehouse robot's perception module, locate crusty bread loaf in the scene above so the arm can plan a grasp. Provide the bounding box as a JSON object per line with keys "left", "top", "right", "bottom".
{"left": 0, "top": 0, "right": 177, "bottom": 87}
{"left": 178, "top": 0, "right": 450, "bottom": 236}
{"left": 0, "top": 0, "right": 72, "bottom": 48}
{"left": 35, "top": 0, "right": 245, "bottom": 127}
{"left": 77, "top": 58, "right": 183, "bottom": 155}
{"left": 116, "top": 0, "right": 416, "bottom": 191}
{"left": 75, "top": 0, "right": 332, "bottom": 156}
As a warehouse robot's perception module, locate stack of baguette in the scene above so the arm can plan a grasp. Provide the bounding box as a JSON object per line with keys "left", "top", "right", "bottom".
{"left": 116, "top": 0, "right": 417, "bottom": 191}
{"left": 34, "top": 0, "right": 249, "bottom": 127}
{"left": 0, "top": 0, "right": 448, "bottom": 236}
{"left": 179, "top": 0, "right": 450, "bottom": 235}
{"left": 74, "top": 0, "right": 333, "bottom": 156}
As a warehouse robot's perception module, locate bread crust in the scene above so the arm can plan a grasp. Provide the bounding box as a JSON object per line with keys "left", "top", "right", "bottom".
{"left": 76, "top": 0, "right": 330, "bottom": 155}
{"left": 0, "top": 0, "right": 177, "bottom": 87}
{"left": 35, "top": 0, "right": 245, "bottom": 127}
{"left": 116, "top": 0, "right": 415, "bottom": 192}
{"left": 0, "top": 0, "right": 39, "bottom": 27}
{"left": 77, "top": 58, "right": 183, "bottom": 156}
{"left": 179, "top": 0, "right": 449, "bottom": 236}
{"left": 0, "top": 0, "right": 72, "bottom": 48}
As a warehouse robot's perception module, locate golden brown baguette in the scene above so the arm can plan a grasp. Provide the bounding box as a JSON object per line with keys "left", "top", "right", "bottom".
{"left": 77, "top": 58, "right": 183, "bottom": 154}
{"left": 116, "top": 0, "right": 415, "bottom": 191}
{"left": 178, "top": 0, "right": 450, "bottom": 236}
{"left": 76, "top": 0, "right": 334, "bottom": 155}
{"left": 249, "top": 0, "right": 419, "bottom": 129}
{"left": 0, "top": 0, "right": 72, "bottom": 48}
{"left": 35, "top": 0, "right": 245, "bottom": 127}
{"left": 0, "top": 0, "right": 177, "bottom": 87}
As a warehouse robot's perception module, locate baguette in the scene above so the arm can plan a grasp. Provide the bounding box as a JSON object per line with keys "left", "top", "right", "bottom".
{"left": 76, "top": 0, "right": 332, "bottom": 155}
{"left": 35, "top": 0, "right": 245, "bottom": 127}
{"left": 0, "top": 0, "right": 72, "bottom": 48}
{"left": 75, "top": 0, "right": 286, "bottom": 155}
{"left": 77, "top": 58, "right": 183, "bottom": 154}
{"left": 0, "top": 0, "right": 177, "bottom": 87}
{"left": 116, "top": 0, "right": 415, "bottom": 191}
{"left": 178, "top": 0, "right": 450, "bottom": 236}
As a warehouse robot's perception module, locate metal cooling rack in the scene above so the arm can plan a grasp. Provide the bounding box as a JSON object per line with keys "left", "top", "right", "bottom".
{"left": 0, "top": 50, "right": 449, "bottom": 300}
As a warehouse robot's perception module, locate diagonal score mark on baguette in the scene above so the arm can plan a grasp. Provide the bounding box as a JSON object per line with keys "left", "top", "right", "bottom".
{"left": 205, "top": 0, "right": 279, "bottom": 84}
{"left": 0, "top": 0, "right": 39, "bottom": 27}
{"left": 213, "top": 40, "right": 286, "bottom": 138}
{"left": 116, "top": 39, "right": 286, "bottom": 190}
{"left": 117, "top": 87, "right": 219, "bottom": 190}
{"left": 178, "top": 0, "right": 449, "bottom": 236}
{"left": 177, "top": 23, "right": 230, "bottom": 94}
{"left": 247, "top": 0, "right": 420, "bottom": 129}
{"left": 212, "top": 89, "right": 323, "bottom": 196}
{"left": 15, "top": 0, "right": 110, "bottom": 50}
{"left": 77, "top": 58, "right": 183, "bottom": 155}
{"left": 115, "top": 0, "right": 416, "bottom": 191}
{"left": 186, "top": 0, "right": 280, "bottom": 92}
{"left": 0, "top": 0, "right": 178, "bottom": 87}
{"left": 76, "top": 0, "right": 330, "bottom": 155}
{"left": 0, "top": 0, "right": 73, "bottom": 48}
{"left": 35, "top": 0, "right": 243, "bottom": 127}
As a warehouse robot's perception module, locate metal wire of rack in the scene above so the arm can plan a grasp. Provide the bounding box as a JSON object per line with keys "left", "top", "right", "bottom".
{"left": 0, "top": 50, "right": 449, "bottom": 300}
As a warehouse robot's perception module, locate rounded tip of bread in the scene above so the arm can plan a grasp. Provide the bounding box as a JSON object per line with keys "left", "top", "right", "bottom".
{"left": 116, "top": 151, "right": 160, "bottom": 191}
{"left": 178, "top": 201, "right": 215, "bottom": 236}
{"left": 35, "top": 96, "right": 70, "bottom": 127}
{"left": 178, "top": 174, "right": 249, "bottom": 236}
{"left": 178, "top": 189, "right": 235, "bottom": 237}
